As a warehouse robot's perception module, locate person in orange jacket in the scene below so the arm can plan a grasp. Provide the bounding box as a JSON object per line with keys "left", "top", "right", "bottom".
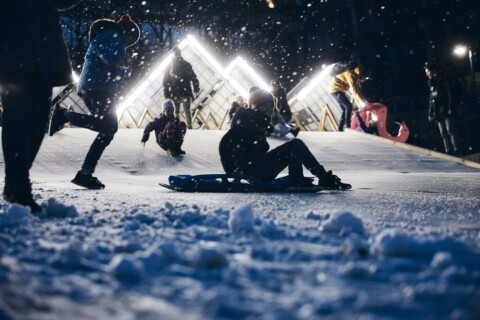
{"left": 328, "top": 62, "right": 369, "bottom": 131}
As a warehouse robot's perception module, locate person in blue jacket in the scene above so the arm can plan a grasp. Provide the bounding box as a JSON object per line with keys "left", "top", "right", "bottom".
{"left": 0, "top": 0, "right": 84, "bottom": 212}
{"left": 48, "top": 15, "right": 140, "bottom": 189}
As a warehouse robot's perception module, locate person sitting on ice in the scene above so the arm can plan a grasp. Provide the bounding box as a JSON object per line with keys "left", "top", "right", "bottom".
{"left": 270, "top": 80, "right": 300, "bottom": 138}
{"left": 219, "top": 86, "right": 351, "bottom": 190}
{"left": 141, "top": 100, "right": 187, "bottom": 156}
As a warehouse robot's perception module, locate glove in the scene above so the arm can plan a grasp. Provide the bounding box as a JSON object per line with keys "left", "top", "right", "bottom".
{"left": 141, "top": 133, "right": 149, "bottom": 145}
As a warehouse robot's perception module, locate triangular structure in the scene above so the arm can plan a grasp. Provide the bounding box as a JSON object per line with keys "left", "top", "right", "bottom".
{"left": 287, "top": 65, "right": 362, "bottom": 132}
{"left": 117, "top": 35, "right": 270, "bottom": 129}
{"left": 52, "top": 35, "right": 271, "bottom": 129}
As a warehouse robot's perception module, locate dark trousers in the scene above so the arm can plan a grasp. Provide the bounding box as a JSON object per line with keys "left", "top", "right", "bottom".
{"left": 1, "top": 79, "right": 52, "bottom": 196}
{"left": 67, "top": 92, "right": 118, "bottom": 174}
{"left": 250, "top": 139, "right": 327, "bottom": 182}
{"left": 437, "top": 117, "right": 459, "bottom": 153}
{"left": 331, "top": 92, "right": 353, "bottom": 131}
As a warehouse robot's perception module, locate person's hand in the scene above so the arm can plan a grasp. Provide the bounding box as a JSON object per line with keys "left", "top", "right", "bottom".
{"left": 141, "top": 133, "right": 149, "bottom": 145}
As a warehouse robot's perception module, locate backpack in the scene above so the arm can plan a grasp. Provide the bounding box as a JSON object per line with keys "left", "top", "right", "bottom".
{"left": 330, "top": 61, "right": 358, "bottom": 76}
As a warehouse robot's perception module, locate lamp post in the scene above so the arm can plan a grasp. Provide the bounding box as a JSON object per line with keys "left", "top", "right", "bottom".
{"left": 453, "top": 45, "right": 476, "bottom": 95}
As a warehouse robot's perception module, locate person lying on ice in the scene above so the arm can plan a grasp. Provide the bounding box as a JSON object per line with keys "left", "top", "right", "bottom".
{"left": 219, "top": 87, "right": 351, "bottom": 190}
{"left": 141, "top": 100, "right": 187, "bottom": 156}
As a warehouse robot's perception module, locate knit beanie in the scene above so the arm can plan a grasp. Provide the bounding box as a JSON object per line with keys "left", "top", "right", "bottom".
{"left": 248, "top": 86, "right": 275, "bottom": 117}
{"left": 162, "top": 99, "right": 175, "bottom": 112}
{"left": 117, "top": 15, "right": 140, "bottom": 47}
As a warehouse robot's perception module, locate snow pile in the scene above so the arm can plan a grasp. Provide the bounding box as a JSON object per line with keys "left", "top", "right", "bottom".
{"left": 228, "top": 203, "right": 254, "bottom": 233}
{"left": 107, "top": 254, "right": 144, "bottom": 280}
{"left": 371, "top": 229, "right": 476, "bottom": 260}
{"left": 319, "top": 211, "right": 364, "bottom": 235}
{"left": 192, "top": 248, "right": 228, "bottom": 269}
{"left": 45, "top": 198, "right": 78, "bottom": 218}
{"left": 0, "top": 204, "right": 31, "bottom": 229}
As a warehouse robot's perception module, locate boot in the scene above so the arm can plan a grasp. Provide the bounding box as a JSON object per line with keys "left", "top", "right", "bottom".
{"left": 318, "top": 170, "right": 351, "bottom": 190}
{"left": 71, "top": 171, "right": 105, "bottom": 189}
{"left": 10, "top": 193, "right": 42, "bottom": 213}
{"left": 48, "top": 103, "right": 68, "bottom": 136}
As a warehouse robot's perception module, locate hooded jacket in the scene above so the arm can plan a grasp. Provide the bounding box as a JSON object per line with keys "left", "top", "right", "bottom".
{"left": 77, "top": 19, "right": 128, "bottom": 97}
{"left": 328, "top": 67, "right": 367, "bottom": 104}
{"left": 0, "top": 0, "right": 83, "bottom": 85}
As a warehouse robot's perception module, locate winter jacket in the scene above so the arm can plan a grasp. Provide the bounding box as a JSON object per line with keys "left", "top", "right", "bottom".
{"left": 272, "top": 86, "right": 292, "bottom": 123}
{"left": 143, "top": 115, "right": 185, "bottom": 146}
{"left": 77, "top": 19, "right": 128, "bottom": 97}
{"left": 163, "top": 57, "right": 200, "bottom": 99}
{"left": 0, "top": 0, "right": 83, "bottom": 85}
{"left": 428, "top": 72, "right": 453, "bottom": 121}
{"left": 328, "top": 67, "right": 366, "bottom": 104}
{"left": 219, "top": 108, "right": 272, "bottom": 176}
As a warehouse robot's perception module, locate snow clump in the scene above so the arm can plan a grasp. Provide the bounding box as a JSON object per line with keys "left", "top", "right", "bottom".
{"left": 228, "top": 203, "right": 254, "bottom": 233}
{"left": 319, "top": 211, "right": 364, "bottom": 235}
{"left": 0, "top": 204, "right": 31, "bottom": 229}
{"left": 107, "top": 254, "right": 144, "bottom": 280}
{"left": 45, "top": 198, "right": 78, "bottom": 218}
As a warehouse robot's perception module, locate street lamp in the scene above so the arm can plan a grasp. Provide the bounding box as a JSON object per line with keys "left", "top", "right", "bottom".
{"left": 453, "top": 44, "right": 475, "bottom": 94}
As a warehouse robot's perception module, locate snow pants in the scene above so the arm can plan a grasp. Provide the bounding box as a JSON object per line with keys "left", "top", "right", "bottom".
{"left": 67, "top": 92, "right": 118, "bottom": 174}
{"left": 250, "top": 139, "right": 327, "bottom": 183}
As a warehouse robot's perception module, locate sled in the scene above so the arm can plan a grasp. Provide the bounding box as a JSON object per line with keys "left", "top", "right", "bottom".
{"left": 351, "top": 102, "right": 409, "bottom": 143}
{"left": 159, "top": 174, "right": 324, "bottom": 193}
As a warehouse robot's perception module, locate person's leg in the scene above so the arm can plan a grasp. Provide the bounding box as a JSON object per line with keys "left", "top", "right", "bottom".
{"left": 250, "top": 139, "right": 327, "bottom": 185}
{"left": 332, "top": 92, "right": 352, "bottom": 131}
{"left": 355, "top": 111, "right": 369, "bottom": 132}
{"left": 1, "top": 79, "right": 51, "bottom": 211}
{"left": 437, "top": 120, "right": 452, "bottom": 153}
{"left": 444, "top": 117, "right": 460, "bottom": 153}
{"left": 182, "top": 97, "right": 193, "bottom": 129}
{"left": 79, "top": 95, "right": 118, "bottom": 174}
{"left": 172, "top": 97, "right": 181, "bottom": 121}
{"left": 70, "top": 93, "right": 118, "bottom": 189}
{"left": 65, "top": 95, "right": 117, "bottom": 134}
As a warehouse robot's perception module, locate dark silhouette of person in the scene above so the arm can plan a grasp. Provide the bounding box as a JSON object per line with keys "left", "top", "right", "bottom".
{"left": 219, "top": 87, "right": 351, "bottom": 190}
{"left": 0, "top": 0, "right": 84, "bottom": 212}
{"left": 48, "top": 15, "right": 141, "bottom": 189}
{"left": 424, "top": 63, "right": 461, "bottom": 155}
{"left": 163, "top": 47, "right": 200, "bottom": 129}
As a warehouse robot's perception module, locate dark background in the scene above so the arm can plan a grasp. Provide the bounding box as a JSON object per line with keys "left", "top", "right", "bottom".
{"left": 61, "top": 0, "right": 480, "bottom": 155}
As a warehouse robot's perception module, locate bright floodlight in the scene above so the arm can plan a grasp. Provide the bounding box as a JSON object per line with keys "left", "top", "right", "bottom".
{"left": 453, "top": 45, "right": 468, "bottom": 57}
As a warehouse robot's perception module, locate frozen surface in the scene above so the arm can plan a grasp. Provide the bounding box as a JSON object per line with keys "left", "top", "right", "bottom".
{"left": 0, "top": 129, "right": 479, "bottom": 320}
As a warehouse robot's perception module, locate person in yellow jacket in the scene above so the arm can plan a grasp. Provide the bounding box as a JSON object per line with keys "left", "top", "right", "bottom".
{"left": 328, "top": 63, "right": 369, "bottom": 131}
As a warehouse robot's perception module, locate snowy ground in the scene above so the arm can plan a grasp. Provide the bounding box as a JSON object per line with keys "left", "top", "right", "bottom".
{"left": 0, "top": 128, "right": 479, "bottom": 320}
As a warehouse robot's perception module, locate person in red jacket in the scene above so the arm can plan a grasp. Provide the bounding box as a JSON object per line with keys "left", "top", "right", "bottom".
{"left": 141, "top": 100, "right": 187, "bottom": 156}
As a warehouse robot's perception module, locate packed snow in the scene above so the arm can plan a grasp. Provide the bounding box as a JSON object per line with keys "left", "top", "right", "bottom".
{"left": 0, "top": 128, "right": 479, "bottom": 319}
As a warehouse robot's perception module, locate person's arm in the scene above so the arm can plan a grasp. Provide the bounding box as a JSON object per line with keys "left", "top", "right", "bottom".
{"left": 163, "top": 68, "right": 172, "bottom": 98}
{"left": 188, "top": 64, "right": 200, "bottom": 94}
{"left": 345, "top": 72, "right": 367, "bottom": 104}
{"left": 141, "top": 119, "right": 159, "bottom": 144}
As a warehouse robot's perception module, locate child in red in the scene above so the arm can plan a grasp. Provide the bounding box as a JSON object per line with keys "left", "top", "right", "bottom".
{"left": 141, "top": 100, "right": 187, "bottom": 156}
